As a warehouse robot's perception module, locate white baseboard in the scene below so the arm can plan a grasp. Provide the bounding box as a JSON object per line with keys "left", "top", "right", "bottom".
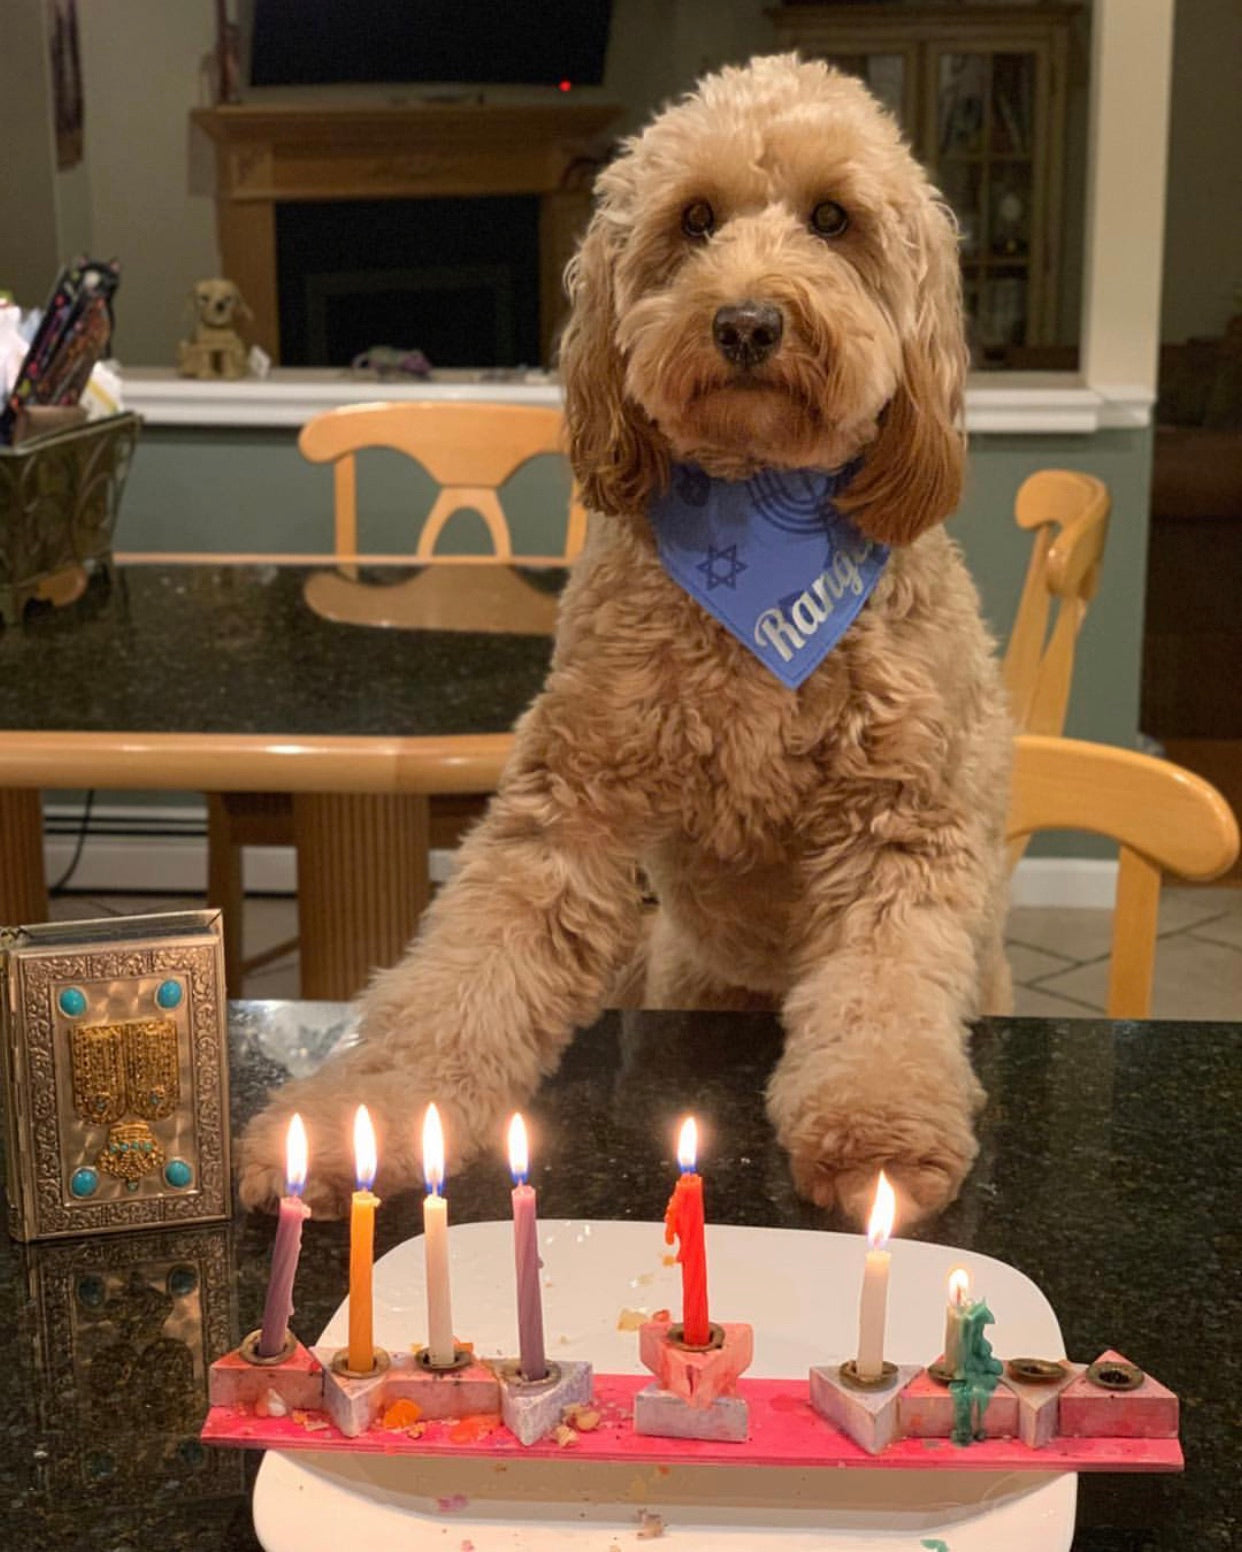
{"left": 42, "top": 802, "right": 457, "bottom": 896}
{"left": 44, "top": 802, "right": 1117, "bottom": 909}
{"left": 1007, "top": 857, "right": 1118, "bottom": 910}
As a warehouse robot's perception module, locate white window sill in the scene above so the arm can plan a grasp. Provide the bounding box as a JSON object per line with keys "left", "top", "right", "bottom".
{"left": 117, "top": 367, "right": 1154, "bottom": 435}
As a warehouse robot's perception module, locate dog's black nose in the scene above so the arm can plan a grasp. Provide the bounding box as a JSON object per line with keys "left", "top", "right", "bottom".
{"left": 712, "top": 302, "right": 783, "bottom": 368}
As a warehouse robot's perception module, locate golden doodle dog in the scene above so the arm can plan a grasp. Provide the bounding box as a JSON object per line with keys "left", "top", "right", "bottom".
{"left": 240, "top": 55, "right": 1011, "bottom": 1223}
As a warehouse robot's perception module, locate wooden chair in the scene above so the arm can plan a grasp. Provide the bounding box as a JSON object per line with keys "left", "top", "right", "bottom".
{"left": 1007, "top": 735, "right": 1239, "bottom": 1018}
{"left": 300, "top": 400, "right": 587, "bottom": 567}
{"left": 207, "top": 401, "right": 585, "bottom": 994}
{"left": 1002, "top": 470, "right": 1111, "bottom": 737}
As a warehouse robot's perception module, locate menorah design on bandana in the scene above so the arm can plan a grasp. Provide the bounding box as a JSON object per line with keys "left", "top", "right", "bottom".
{"left": 749, "top": 462, "right": 862, "bottom": 539}
{"left": 69, "top": 1020, "right": 180, "bottom": 1183}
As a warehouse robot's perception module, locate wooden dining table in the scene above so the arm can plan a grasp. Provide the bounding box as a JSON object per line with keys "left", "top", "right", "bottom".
{"left": 0, "top": 560, "right": 562, "bottom": 997}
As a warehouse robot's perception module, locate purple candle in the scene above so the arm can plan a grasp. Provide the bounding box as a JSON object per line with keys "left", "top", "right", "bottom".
{"left": 258, "top": 1113, "right": 311, "bottom": 1357}
{"left": 508, "top": 1113, "right": 547, "bottom": 1382}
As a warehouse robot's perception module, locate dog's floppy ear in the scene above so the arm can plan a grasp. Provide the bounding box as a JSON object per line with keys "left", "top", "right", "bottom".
{"left": 558, "top": 205, "right": 665, "bottom": 517}
{"left": 840, "top": 190, "right": 968, "bottom": 547}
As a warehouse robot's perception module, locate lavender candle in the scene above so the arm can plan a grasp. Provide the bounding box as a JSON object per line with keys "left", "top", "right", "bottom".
{"left": 508, "top": 1114, "right": 547, "bottom": 1382}
{"left": 258, "top": 1113, "right": 311, "bottom": 1358}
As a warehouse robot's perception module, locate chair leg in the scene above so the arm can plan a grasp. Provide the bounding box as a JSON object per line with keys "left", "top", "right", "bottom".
{"left": 206, "top": 793, "right": 246, "bottom": 996}
{"left": 0, "top": 789, "right": 49, "bottom": 924}
{"left": 293, "top": 792, "right": 430, "bottom": 1000}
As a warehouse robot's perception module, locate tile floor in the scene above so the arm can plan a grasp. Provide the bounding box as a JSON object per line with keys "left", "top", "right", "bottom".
{"left": 49, "top": 886, "right": 1242, "bottom": 1019}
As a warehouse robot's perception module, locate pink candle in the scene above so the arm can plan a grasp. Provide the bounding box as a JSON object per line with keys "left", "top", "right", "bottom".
{"left": 508, "top": 1114, "right": 547, "bottom": 1382}
{"left": 258, "top": 1113, "right": 311, "bottom": 1357}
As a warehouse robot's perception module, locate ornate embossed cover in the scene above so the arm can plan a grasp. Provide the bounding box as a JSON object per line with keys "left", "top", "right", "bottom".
{"left": 1, "top": 911, "right": 230, "bottom": 1240}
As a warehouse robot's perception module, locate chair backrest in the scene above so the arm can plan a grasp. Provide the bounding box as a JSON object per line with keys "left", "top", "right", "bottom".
{"left": 1002, "top": 470, "right": 1111, "bottom": 736}
{"left": 1007, "top": 735, "right": 1239, "bottom": 1018}
{"left": 297, "top": 401, "right": 588, "bottom": 564}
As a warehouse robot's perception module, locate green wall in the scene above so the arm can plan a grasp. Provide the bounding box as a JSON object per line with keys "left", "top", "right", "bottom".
{"left": 107, "top": 423, "right": 1154, "bottom": 852}
{"left": 119, "top": 422, "right": 1153, "bottom": 748}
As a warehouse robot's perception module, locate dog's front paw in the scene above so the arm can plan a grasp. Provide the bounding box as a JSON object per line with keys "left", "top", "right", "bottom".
{"left": 769, "top": 1054, "right": 979, "bottom": 1225}
{"left": 237, "top": 1095, "right": 362, "bottom": 1218}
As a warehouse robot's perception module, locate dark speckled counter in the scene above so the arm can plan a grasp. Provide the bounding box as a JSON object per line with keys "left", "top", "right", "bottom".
{"left": 0, "top": 564, "right": 557, "bottom": 736}
{"left": 0, "top": 1006, "right": 1236, "bottom": 1549}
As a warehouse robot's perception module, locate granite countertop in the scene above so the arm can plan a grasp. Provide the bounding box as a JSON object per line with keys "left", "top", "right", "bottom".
{"left": 0, "top": 564, "right": 557, "bottom": 736}
{"left": 0, "top": 1005, "right": 1235, "bottom": 1549}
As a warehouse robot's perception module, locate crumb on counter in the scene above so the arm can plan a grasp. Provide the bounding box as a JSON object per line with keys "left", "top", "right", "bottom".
{"left": 554, "top": 1423, "right": 578, "bottom": 1448}
{"left": 637, "top": 1509, "right": 666, "bottom": 1539}
{"left": 381, "top": 1398, "right": 423, "bottom": 1430}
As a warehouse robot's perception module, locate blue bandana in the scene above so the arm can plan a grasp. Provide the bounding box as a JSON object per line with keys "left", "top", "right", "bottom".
{"left": 648, "top": 463, "right": 889, "bottom": 689}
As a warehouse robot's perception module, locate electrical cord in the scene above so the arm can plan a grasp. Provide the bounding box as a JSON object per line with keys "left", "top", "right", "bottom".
{"left": 50, "top": 788, "right": 95, "bottom": 893}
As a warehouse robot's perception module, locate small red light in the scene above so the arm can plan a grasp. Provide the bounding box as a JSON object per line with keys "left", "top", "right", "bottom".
{"left": 558, "top": 79, "right": 572, "bottom": 93}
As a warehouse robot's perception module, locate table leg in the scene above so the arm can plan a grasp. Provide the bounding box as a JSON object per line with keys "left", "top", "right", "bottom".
{"left": 0, "top": 789, "right": 49, "bottom": 926}
{"left": 293, "top": 793, "right": 431, "bottom": 1000}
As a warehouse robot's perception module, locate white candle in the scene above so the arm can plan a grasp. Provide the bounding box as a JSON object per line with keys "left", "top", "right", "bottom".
{"left": 421, "top": 1103, "right": 456, "bottom": 1368}
{"left": 856, "top": 1171, "right": 896, "bottom": 1381}
{"left": 943, "top": 1266, "right": 971, "bottom": 1376}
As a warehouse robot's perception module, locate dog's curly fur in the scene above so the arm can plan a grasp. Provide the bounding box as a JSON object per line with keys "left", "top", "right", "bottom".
{"left": 239, "top": 55, "right": 1012, "bottom": 1225}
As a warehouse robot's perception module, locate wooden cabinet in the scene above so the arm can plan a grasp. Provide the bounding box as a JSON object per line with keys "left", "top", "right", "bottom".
{"left": 771, "top": 5, "right": 1076, "bottom": 365}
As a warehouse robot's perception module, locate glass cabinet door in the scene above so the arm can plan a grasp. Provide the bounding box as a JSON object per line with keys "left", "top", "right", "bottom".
{"left": 926, "top": 46, "right": 1044, "bottom": 366}
{"left": 821, "top": 50, "right": 917, "bottom": 134}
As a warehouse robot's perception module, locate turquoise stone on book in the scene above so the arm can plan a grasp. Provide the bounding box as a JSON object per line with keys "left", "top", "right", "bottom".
{"left": 69, "top": 1167, "right": 98, "bottom": 1198}
{"left": 164, "top": 1158, "right": 193, "bottom": 1189}
{"left": 156, "top": 979, "right": 184, "bottom": 1009}
{"left": 58, "top": 986, "right": 87, "bottom": 1017}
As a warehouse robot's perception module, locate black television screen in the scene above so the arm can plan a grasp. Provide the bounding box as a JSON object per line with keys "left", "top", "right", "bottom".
{"left": 249, "top": 1, "right": 614, "bottom": 88}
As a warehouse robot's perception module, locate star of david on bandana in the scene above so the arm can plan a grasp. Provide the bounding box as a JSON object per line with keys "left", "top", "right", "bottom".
{"left": 696, "top": 543, "right": 748, "bottom": 591}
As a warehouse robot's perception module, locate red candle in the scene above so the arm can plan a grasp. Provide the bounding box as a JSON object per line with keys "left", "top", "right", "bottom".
{"left": 664, "top": 1116, "right": 710, "bottom": 1346}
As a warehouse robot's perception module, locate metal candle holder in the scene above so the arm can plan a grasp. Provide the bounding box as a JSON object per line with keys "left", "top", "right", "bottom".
{"left": 331, "top": 1345, "right": 391, "bottom": 1381}
{"left": 838, "top": 1358, "right": 899, "bottom": 1391}
{"left": 239, "top": 1328, "right": 297, "bottom": 1366}
{"left": 411, "top": 1344, "right": 473, "bottom": 1374}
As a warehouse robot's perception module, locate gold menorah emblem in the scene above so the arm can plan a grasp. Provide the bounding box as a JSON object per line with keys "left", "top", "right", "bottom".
{"left": 69, "top": 1020, "right": 180, "bottom": 1183}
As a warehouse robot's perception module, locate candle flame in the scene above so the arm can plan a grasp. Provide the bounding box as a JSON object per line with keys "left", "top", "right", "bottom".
{"left": 508, "top": 1112, "right": 529, "bottom": 1184}
{"left": 949, "top": 1267, "right": 971, "bottom": 1306}
{"left": 422, "top": 1102, "right": 445, "bottom": 1195}
{"left": 677, "top": 1116, "right": 698, "bottom": 1173}
{"left": 285, "top": 1112, "right": 308, "bottom": 1197}
{"left": 353, "top": 1105, "right": 377, "bottom": 1192}
{"left": 866, "top": 1170, "right": 896, "bottom": 1250}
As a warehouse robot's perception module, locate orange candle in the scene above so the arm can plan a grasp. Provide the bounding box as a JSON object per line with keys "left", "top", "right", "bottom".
{"left": 347, "top": 1104, "right": 380, "bottom": 1373}
{"left": 664, "top": 1116, "right": 710, "bottom": 1346}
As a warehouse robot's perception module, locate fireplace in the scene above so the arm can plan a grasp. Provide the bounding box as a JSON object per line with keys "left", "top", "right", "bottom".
{"left": 192, "top": 101, "right": 621, "bottom": 366}
{"left": 276, "top": 195, "right": 542, "bottom": 368}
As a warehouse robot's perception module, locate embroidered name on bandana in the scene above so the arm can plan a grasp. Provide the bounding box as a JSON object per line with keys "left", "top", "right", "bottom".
{"left": 649, "top": 463, "right": 889, "bottom": 689}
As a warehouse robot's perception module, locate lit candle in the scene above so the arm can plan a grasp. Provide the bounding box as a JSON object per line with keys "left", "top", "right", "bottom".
{"left": 347, "top": 1104, "right": 380, "bottom": 1373}
{"left": 508, "top": 1113, "right": 547, "bottom": 1382}
{"left": 664, "top": 1116, "right": 710, "bottom": 1346}
{"left": 421, "top": 1103, "right": 456, "bottom": 1368}
{"left": 856, "top": 1170, "right": 895, "bottom": 1381}
{"left": 257, "top": 1113, "right": 311, "bottom": 1357}
{"left": 943, "top": 1266, "right": 971, "bottom": 1377}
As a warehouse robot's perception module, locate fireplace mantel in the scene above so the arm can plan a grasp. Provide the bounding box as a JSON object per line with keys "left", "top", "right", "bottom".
{"left": 192, "top": 100, "right": 621, "bottom": 362}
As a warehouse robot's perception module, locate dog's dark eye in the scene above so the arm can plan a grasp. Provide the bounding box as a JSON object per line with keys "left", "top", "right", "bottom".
{"left": 810, "top": 200, "right": 849, "bottom": 239}
{"left": 681, "top": 200, "right": 715, "bottom": 240}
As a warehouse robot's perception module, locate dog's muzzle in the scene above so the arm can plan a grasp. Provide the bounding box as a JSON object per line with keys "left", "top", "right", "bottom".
{"left": 712, "top": 302, "right": 783, "bottom": 369}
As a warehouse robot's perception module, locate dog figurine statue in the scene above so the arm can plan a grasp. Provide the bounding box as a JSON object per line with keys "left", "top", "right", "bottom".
{"left": 177, "top": 278, "right": 251, "bottom": 380}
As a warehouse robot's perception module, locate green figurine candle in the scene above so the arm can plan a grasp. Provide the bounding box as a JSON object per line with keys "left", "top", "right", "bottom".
{"left": 948, "top": 1299, "right": 1004, "bottom": 1444}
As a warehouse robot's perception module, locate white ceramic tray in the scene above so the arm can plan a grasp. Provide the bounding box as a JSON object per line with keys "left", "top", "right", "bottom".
{"left": 253, "top": 1220, "right": 1076, "bottom": 1550}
